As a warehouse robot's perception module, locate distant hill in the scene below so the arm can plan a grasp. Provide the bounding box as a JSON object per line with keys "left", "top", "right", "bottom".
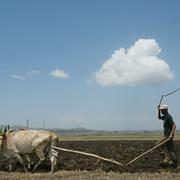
{"left": 49, "top": 127, "right": 112, "bottom": 136}
{"left": 0, "top": 124, "right": 172, "bottom": 136}
{"left": 0, "top": 125, "right": 111, "bottom": 136}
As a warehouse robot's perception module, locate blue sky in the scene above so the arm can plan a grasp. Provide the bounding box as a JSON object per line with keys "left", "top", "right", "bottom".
{"left": 0, "top": 0, "right": 180, "bottom": 130}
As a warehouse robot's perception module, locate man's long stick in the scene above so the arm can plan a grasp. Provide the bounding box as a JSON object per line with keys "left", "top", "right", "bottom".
{"left": 125, "top": 138, "right": 169, "bottom": 166}
{"left": 158, "top": 88, "right": 180, "bottom": 106}
{"left": 164, "top": 88, "right": 180, "bottom": 97}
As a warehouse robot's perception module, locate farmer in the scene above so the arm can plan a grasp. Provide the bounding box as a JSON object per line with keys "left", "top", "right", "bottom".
{"left": 156, "top": 104, "right": 178, "bottom": 167}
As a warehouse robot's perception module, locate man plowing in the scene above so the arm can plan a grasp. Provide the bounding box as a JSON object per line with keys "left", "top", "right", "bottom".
{"left": 156, "top": 104, "right": 178, "bottom": 168}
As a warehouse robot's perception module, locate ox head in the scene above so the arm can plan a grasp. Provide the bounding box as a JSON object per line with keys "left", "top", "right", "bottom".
{"left": 0, "top": 128, "right": 3, "bottom": 149}
{"left": 3, "top": 125, "right": 10, "bottom": 135}
{"left": 0, "top": 125, "right": 10, "bottom": 150}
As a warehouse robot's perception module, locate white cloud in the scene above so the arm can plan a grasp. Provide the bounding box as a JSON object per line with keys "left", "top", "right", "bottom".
{"left": 49, "top": 69, "right": 69, "bottom": 79}
{"left": 12, "top": 70, "right": 40, "bottom": 81}
{"left": 92, "top": 38, "right": 174, "bottom": 86}
{"left": 27, "top": 70, "right": 40, "bottom": 76}
{"left": 12, "top": 75, "right": 25, "bottom": 80}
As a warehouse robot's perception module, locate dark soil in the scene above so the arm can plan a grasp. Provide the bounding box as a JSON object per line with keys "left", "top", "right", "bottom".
{"left": 1, "top": 140, "right": 180, "bottom": 173}
{"left": 57, "top": 140, "right": 180, "bottom": 173}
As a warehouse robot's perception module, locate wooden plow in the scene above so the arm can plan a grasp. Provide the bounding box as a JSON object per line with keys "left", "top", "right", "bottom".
{"left": 52, "top": 138, "right": 169, "bottom": 171}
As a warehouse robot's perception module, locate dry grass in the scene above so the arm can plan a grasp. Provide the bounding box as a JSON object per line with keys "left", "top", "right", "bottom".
{"left": 0, "top": 170, "right": 180, "bottom": 180}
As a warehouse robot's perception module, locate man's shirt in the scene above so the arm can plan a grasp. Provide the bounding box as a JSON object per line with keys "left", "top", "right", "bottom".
{"left": 159, "top": 113, "right": 174, "bottom": 137}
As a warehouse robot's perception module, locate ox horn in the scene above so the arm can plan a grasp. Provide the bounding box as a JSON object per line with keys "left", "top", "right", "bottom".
{"left": 4, "top": 126, "right": 7, "bottom": 133}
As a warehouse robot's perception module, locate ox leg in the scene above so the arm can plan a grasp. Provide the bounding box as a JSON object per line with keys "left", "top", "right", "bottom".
{"left": 9, "top": 164, "right": 12, "bottom": 172}
{"left": 32, "top": 159, "right": 44, "bottom": 172}
{"left": 8, "top": 158, "right": 17, "bottom": 172}
{"left": 49, "top": 148, "right": 58, "bottom": 173}
{"left": 14, "top": 154, "right": 27, "bottom": 172}
{"left": 8, "top": 162, "right": 13, "bottom": 172}
{"left": 24, "top": 155, "right": 31, "bottom": 170}
{"left": 32, "top": 147, "right": 46, "bottom": 172}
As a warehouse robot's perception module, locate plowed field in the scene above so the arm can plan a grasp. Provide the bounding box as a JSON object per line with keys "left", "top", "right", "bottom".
{"left": 1, "top": 140, "right": 180, "bottom": 174}
{"left": 56, "top": 140, "right": 180, "bottom": 173}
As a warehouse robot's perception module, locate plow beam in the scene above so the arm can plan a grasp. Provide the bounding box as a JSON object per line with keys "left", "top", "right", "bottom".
{"left": 52, "top": 146, "right": 125, "bottom": 169}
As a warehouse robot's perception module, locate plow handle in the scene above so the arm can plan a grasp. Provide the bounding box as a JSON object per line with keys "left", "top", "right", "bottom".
{"left": 125, "top": 138, "right": 170, "bottom": 166}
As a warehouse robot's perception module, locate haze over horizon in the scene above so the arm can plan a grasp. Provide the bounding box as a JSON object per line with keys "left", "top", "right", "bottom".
{"left": 0, "top": 0, "right": 180, "bottom": 131}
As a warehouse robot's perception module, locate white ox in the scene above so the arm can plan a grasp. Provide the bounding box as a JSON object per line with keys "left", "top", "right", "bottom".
{"left": 0, "top": 127, "right": 58, "bottom": 173}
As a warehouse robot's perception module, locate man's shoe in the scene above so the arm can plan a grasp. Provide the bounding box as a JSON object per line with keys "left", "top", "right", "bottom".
{"left": 159, "top": 152, "right": 164, "bottom": 157}
{"left": 160, "top": 158, "right": 169, "bottom": 166}
{"left": 162, "top": 158, "right": 169, "bottom": 163}
{"left": 169, "top": 161, "right": 178, "bottom": 168}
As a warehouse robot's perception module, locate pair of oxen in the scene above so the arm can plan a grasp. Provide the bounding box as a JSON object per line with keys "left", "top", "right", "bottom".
{"left": 0, "top": 126, "right": 58, "bottom": 173}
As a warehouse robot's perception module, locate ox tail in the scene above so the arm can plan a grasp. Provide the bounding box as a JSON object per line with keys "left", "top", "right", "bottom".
{"left": 49, "top": 136, "right": 59, "bottom": 172}
{"left": 51, "top": 148, "right": 58, "bottom": 158}
{"left": 50, "top": 136, "right": 58, "bottom": 158}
